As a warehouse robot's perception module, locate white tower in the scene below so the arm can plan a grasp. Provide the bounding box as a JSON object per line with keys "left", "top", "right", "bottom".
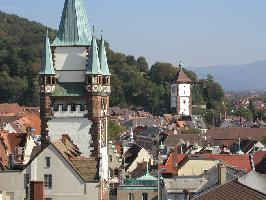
{"left": 171, "top": 62, "right": 192, "bottom": 116}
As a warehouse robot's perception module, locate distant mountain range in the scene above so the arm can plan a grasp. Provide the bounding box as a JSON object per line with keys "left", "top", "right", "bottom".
{"left": 188, "top": 60, "right": 266, "bottom": 91}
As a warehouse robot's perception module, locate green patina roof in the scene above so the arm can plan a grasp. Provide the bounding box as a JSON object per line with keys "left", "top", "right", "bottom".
{"left": 86, "top": 32, "right": 102, "bottom": 75}
{"left": 52, "top": 0, "right": 92, "bottom": 46}
{"left": 52, "top": 83, "right": 87, "bottom": 97}
{"left": 99, "top": 36, "right": 111, "bottom": 76}
{"left": 39, "top": 31, "right": 56, "bottom": 75}
{"left": 122, "top": 164, "right": 158, "bottom": 188}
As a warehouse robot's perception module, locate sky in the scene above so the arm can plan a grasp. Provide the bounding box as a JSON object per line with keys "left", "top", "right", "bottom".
{"left": 1, "top": 0, "right": 266, "bottom": 67}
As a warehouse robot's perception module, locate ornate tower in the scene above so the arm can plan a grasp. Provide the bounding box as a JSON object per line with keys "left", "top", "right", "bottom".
{"left": 39, "top": 31, "right": 57, "bottom": 143}
{"left": 39, "top": 0, "right": 111, "bottom": 199}
{"left": 171, "top": 62, "right": 192, "bottom": 116}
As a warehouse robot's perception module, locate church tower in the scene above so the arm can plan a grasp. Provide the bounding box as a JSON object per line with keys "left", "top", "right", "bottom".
{"left": 171, "top": 62, "right": 192, "bottom": 116}
{"left": 39, "top": 0, "right": 110, "bottom": 198}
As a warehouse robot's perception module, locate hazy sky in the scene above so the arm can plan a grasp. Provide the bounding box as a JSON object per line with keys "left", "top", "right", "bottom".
{"left": 1, "top": 0, "right": 266, "bottom": 67}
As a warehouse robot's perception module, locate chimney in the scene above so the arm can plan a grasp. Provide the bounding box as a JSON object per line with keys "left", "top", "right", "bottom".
{"left": 8, "top": 154, "right": 13, "bottom": 169}
{"left": 218, "top": 163, "right": 226, "bottom": 185}
{"left": 30, "top": 181, "right": 44, "bottom": 200}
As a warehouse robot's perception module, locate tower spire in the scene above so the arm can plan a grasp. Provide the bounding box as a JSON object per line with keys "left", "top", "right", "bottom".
{"left": 39, "top": 30, "right": 56, "bottom": 75}
{"left": 99, "top": 31, "right": 111, "bottom": 76}
{"left": 86, "top": 26, "right": 102, "bottom": 75}
{"left": 52, "top": 0, "right": 92, "bottom": 46}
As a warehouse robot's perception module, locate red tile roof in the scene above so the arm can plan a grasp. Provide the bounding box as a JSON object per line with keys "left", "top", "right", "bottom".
{"left": 173, "top": 69, "right": 193, "bottom": 83}
{"left": 0, "top": 131, "right": 26, "bottom": 154}
{"left": 159, "top": 153, "right": 187, "bottom": 174}
{"left": 203, "top": 154, "right": 252, "bottom": 172}
{"left": 0, "top": 103, "right": 23, "bottom": 116}
{"left": 206, "top": 128, "right": 266, "bottom": 147}
{"left": 159, "top": 153, "right": 252, "bottom": 174}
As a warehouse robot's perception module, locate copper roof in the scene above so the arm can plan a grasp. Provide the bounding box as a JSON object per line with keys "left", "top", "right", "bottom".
{"left": 193, "top": 180, "right": 266, "bottom": 200}
{"left": 173, "top": 69, "right": 192, "bottom": 84}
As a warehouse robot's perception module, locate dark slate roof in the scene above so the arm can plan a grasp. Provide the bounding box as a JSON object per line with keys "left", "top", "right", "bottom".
{"left": 138, "top": 127, "right": 161, "bottom": 138}
{"left": 205, "top": 128, "right": 266, "bottom": 147}
{"left": 52, "top": 83, "right": 87, "bottom": 97}
{"left": 164, "top": 134, "right": 204, "bottom": 147}
{"left": 193, "top": 180, "right": 266, "bottom": 200}
{"left": 230, "top": 140, "right": 258, "bottom": 154}
{"left": 123, "top": 118, "right": 159, "bottom": 128}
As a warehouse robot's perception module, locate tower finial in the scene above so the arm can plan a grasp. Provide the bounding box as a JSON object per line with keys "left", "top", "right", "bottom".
{"left": 146, "top": 162, "right": 149, "bottom": 175}
{"left": 179, "top": 60, "right": 184, "bottom": 69}
{"left": 93, "top": 25, "right": 96, "bottom": 34}
{"left": 101, "top": 29, "right": 103, "bottom": 40}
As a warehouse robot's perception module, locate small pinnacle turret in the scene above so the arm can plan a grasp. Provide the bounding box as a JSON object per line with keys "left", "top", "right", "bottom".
{"left": 99, "top": 32, "right": 111, "bottom": 76}
{"left": 86, "top": 27, "right": 102, "bottom": 75}
{"left": 39, "top": 30, "right": 56, "bottom": 75}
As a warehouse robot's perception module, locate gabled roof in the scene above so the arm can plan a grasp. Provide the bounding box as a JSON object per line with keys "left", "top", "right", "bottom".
{"left": 99, "top": 36, "right": 111, "bottom": 76}
{"left": 173, "top": 68, "right": 192, "bottom": 84}
{"left": 86, "top": 33, "right": 102, "bottom": 75}
{"left": 52, "top": 0, "right": 92, "bottom": 46}
{"left": 39, "top": 31, "right": 56, "bottom": 75}
{"left": 193, "top": 180, "right": 266, "bottom": 200}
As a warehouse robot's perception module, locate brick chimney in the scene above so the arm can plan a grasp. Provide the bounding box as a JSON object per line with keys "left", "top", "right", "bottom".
{"left": 30, "top": 181, "right": 44, "bottom": 200}
{"left": 218, "top": 163, "right": 226, "bottom": 185}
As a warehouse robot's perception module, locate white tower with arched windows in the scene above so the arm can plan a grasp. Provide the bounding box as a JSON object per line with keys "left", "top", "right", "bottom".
{"left": 171, "top": 62, "right": 192, "bottom": 116}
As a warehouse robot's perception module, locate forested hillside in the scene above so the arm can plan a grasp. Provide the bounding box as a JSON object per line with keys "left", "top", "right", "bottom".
{"left": 0, "top": 11, "right": 224, "bottom": 116}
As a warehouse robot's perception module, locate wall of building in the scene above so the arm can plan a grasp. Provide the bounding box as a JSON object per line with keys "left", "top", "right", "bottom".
{"left": 117, "top": 188, "right": 158, "bottom": 200}
{"left": 178, "top": 96, "right": 190, "bottom": 115}
{"left": 54, "top": 47, "right": 87, "bottom": 83}
{"left": 238, "top": 171, "right": 266, "bottom": 194}
{"left": 47, "top": 118, "right": 93, "bottom": 156}
{"left": 178, "top": 84, "right": 190, "bottom": 97}
{"left": 178, "top": 160, "right": 219, "bottom": 176}
{"left": 25, "top": 145, "right": 98, "bottom": 200}
{"left": 0, "top": 171, "right": 25, "bottom": 200}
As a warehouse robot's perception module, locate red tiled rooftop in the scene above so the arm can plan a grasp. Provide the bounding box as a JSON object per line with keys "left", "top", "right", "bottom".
{"left": 158, "top": 153, "right": 187, "bottom": 174}
{"left": 159, "top": 153, "right": 252, "bottom": 174}
{"left": 204, "top": 154, "right": 252, "bottom": 172}
{"left": 0, "top": 103, "right": 23, "bottom": 116}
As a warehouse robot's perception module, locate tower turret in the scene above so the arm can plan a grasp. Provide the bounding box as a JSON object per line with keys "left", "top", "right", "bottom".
{"left": 39, "top": 31, "right": 57, "bottom": 143}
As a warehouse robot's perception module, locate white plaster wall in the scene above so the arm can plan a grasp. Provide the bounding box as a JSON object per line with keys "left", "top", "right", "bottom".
{"left": 179, "top": 97, "right": 190, "bottom": 115}
{"left": 23, "top": 135, "right": 37, "bottom": 165}
{"left": 238, "top": 171, "right": 266, "bottom": 194}
{"left": 178, "top": 84, "right": 190, "bottom": 97}
{"left": 55, "top": 47, "right": 87, "bottom": 71}
{"left": 178, "top": 160, "right": 219, "bottom": 176}
{"left": 57, "top": 71, "right": 85, "bottom": 82}
{"left": 47, "top": 118, "right": 93, "bottom": 156}
{"left": 0, "top": 172, "right": 25, "bottom": 200}
{"left": 54, "top": 47, "right": 87, "bottom": 83}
